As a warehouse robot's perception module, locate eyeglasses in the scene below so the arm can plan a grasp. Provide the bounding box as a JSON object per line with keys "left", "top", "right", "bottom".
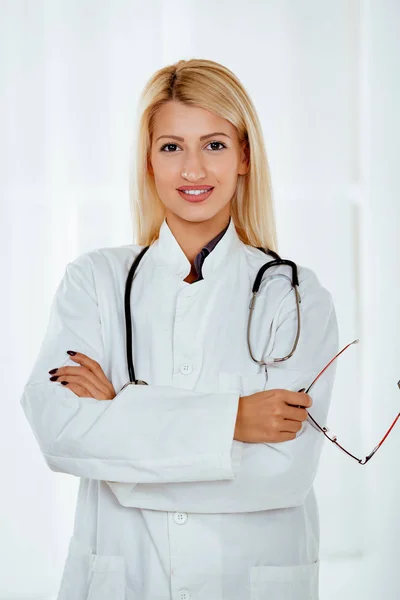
{"left": 300, "top": 339, "right": 400, "bottom": 465}
{"left": 247, "top": 265, "right": 399, "bottom": 464}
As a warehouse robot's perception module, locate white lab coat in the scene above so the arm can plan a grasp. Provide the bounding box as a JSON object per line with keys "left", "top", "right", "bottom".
{"left": 21, "top": 216, "right": 338, "bottom": 600}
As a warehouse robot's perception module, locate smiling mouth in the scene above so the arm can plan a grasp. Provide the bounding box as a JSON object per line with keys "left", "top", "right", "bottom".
{"left": 178, "top": 187, "right": 213, "bottom": 193}
{"left": 177, "top": 188, "right": 214, "bottom": 202}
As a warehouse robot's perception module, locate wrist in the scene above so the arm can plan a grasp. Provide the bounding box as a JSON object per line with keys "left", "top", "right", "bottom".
{"left": 234, "top": 396, "right": 243, "bottom": 441}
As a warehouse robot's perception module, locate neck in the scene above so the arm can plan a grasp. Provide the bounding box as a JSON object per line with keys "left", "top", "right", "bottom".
{"left": 165, "top": 210, "right": 230, "bottom": 267}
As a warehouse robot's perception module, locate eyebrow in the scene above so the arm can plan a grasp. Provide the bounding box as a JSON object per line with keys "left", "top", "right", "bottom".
{"left": 155, "top": 132, "right": 231, "bottom": 142}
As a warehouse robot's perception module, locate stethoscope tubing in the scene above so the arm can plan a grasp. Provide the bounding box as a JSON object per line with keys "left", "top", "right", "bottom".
{"left": 123, "top": 245, "right": 150, "bottom": 385}
{"left": 122, "top": 244, "right": 300, "bottom": 389}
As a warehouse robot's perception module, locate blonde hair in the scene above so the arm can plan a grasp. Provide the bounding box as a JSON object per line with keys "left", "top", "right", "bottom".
{"left": 129, "top": 58, "right": 278, "bottom": 252}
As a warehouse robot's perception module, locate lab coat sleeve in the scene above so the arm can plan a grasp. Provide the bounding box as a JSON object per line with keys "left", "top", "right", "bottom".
{"left": 20, "top": 253, "right": 242, "bottom": 483}
{"left": 106, "top": 267, "right": 340, "bottom": 513}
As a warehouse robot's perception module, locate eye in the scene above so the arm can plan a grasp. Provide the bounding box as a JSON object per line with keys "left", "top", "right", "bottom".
{"left": 159, "top": 143, "right": 179, "bottom": 152}
{"left": 159, "top": 141, "right": 227, "bottom": 152}
{"left": 207, "top": 141, "right": 226, "bottom": 151}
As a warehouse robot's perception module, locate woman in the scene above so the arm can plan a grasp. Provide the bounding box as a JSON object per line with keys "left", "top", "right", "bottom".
{"left": 21, "top": 58, "right": 338, "bottom": 600}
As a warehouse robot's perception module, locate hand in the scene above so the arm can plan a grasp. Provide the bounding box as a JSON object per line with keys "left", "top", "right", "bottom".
{"left": 48, "top": 352, "right": 116, "bottom": 400}
{"left": 234, "top": 388, "right": 312, "bottom": 443}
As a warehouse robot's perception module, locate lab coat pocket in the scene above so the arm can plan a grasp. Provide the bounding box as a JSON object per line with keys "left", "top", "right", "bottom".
{"left": 56, "top": 535, "right": 125, "bottom": 600}
{"left": 250, "top": 559, "right": 319, "bottom": 600}
{"left": 56, "top": 536, "right": 93, "bottom": 600}
{"left": 87, "top": 551, "right": 125, "bottom": 600}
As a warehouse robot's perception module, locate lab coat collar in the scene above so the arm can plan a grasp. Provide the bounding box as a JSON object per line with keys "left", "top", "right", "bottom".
{"left": 151, "top": 216, "right": 243, "bottom": 280}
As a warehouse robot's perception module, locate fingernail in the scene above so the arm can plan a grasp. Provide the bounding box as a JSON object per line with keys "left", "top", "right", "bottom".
{"left": 49, "top": 368, "right": 58, "bottom": 374}
{"left": 61, "top": 381, "right": 68, "bottom": 385}
{"left": 298, "top": 388, "right": 306, "bottom": 393}
{"left": 67, "top": 351, "right": 76, "bottom": 356}
{"left": 49, "top": 375, "right": 59, "bottom": 381}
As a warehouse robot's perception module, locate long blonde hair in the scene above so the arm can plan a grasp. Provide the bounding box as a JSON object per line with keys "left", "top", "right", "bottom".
{"left": 129, "top": 58, "right": 278, "bottom": 252}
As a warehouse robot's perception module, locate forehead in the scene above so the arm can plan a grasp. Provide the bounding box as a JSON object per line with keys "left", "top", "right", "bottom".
{"left": 152, "top": 101, "right": 237, "bottom": 139}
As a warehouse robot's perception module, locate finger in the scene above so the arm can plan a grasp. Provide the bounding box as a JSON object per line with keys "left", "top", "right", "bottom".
{"left": 67, "top": 352, "right": 110, "bottom": 386}
{"left": 279, "top": 432, "right": 298, "bottom": 442}
{"left": 62, "top": 380, "right": 112, "bottom": 401}
{"left": 55, "top": 365, "right": 110, "bottom": 395}
{"left": 282, "top": 406, "right": 308, "bottom": 422}
{"left": 60, "top": 381, "right": 93, "bottom": 398}
{"left": 57, "top": 375, "right": 108, "bottom": 399}
{"left": 281, "top": 419, "right": 303, "bottom": 433}
{"left": 286, "top": 391, "right": 313, "bottom": 408}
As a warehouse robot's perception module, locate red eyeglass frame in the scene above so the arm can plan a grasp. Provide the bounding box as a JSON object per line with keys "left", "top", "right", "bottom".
{"left": 300, "top": 339, "right": 400, "bottom": 465}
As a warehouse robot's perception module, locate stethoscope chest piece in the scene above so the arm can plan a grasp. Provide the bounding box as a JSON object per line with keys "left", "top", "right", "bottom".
{"left": 119, "top": 379, "right": 148, "bottom": 393}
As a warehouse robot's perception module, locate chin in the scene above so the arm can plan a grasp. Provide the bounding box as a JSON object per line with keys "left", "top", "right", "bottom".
{"left": 165, "top": 203, "right": 230, "bottom": 225}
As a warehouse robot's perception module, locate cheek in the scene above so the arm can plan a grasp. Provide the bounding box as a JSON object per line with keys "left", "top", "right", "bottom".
{"left": 151, "top": 171, "right": 172, "bottom": 197}
{"left": 152, "top": 161, "right": 178, "bottom": 186}
{"left": 152, "top": 174, "right": 179, "bottom": 207}
{"left": 207, "top": 157, "right": 239, "bottom": 180}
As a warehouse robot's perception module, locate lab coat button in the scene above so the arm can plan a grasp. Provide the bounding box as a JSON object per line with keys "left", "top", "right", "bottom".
{"left": 178, "top": 591, "right": 191, "bottom": 600}
{"left": 173, "top": 512, "right": 188, "bottom": 524}
{"left": 179, "top": 363, "right": 193, "bottom": 375}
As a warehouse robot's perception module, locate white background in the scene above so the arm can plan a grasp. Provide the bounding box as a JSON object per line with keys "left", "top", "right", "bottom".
{"left": 1, "top": 1, "right": 399, "bottom": 598}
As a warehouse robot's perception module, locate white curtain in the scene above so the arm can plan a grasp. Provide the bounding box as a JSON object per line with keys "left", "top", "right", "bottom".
{"left": 1, "top": 1, "right": 399, "bottom": 598}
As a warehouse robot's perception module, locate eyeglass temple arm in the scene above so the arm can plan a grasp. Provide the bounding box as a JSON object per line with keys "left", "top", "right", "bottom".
{"left": 304, "top": 346, "right": 400, "bottom": 465}
{"left": 362, "top": 410, "right": 400, "bottom": 464}
{"left": 304, "top": 339, "right": 360, "bottom": 395}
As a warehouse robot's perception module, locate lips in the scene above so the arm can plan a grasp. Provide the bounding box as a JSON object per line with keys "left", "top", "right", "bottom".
{"left": 178, "top": 188, "right": 214, "bottom": 203}
{"left": 177, "top": 186, "right": 214, "bottom": 191}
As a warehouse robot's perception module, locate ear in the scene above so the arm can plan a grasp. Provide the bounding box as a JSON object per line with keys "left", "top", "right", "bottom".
{"left": 238, "top": 142, "right": 250, "bottom": 176}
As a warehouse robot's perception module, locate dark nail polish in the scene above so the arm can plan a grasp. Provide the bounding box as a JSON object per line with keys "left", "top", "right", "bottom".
{"left": 49, "top": 368, "right": 58, "bottom": 374}
{"left": 49, "top": 376, "right": 59, "bottom": 381}
{"left": 61, "top": 381, "right": 68, "bottom": 385}
{"left": 67, "top": 351, "right": 76, "bottom": 356}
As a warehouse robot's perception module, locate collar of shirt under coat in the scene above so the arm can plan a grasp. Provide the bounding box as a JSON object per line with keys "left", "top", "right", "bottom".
{"left": 151, "top": 215, "right": 243, "bottom": 281}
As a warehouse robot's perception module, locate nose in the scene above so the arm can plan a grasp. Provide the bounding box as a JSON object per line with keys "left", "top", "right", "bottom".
{"left": 182, "top": 172, "right": 206, "bottom": 183}
{"left": 181, "top": 153, "right": 207, "bottom": 181}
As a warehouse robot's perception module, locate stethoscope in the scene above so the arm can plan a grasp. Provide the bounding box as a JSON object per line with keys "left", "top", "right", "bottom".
{"left": 119, "top": 243, "right": 301, "bottom": 392}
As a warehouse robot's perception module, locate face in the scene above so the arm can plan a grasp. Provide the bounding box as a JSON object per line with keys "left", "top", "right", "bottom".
{"left": 148, "top": 101, "right": 249, "bottom": 226}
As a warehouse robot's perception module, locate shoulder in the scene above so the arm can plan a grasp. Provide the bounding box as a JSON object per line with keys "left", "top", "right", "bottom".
{"left": 296, "top": 264, "right": 334, "bottom": 317}
{"left": 66, "top": 243, "right": 149, "bottom": 279}
{"left": 242, "top": 244, "right": 334, "bottom": 312}
{"left": 62, "top": 244, "right": 150, "bottom": 302}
